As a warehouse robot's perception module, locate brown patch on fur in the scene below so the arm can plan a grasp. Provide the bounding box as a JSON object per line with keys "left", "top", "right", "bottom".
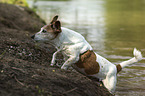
{"left": 43, "top": 21, "right": 61, "bottom": 33}
{"left": 43, "top": 24, "right": 54, "bottom": 33}
{"left": 50, "top": 15, "right": 58, "bottom": 24}
{"left": 43, "top": 19, "right": 62, "bottom": 39}
{"left": 116, "top": 64, "right": 122, "bottom": 73}
{"left": 75, "top": 50, "right": 100, "bottom": 75}
{"left": 43, "top": 15, "right": 61, "bottom": 35}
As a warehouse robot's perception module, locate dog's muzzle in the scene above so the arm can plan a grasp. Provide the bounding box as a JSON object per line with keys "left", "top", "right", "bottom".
{"left": 31, "top": 35, "right": 35, "bottom": 39}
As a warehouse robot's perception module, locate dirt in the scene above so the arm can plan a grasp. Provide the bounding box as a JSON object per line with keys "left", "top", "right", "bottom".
{"left": 0, "top": 3, "right": 113, "bottom": 96}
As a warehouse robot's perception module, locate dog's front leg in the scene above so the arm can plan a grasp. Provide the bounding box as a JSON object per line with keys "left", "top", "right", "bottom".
{"left": 50, "top": 49, "right": 61, "bottom": 66}
{"left": 61, "top": 55, "right": 79, "bottom": 70}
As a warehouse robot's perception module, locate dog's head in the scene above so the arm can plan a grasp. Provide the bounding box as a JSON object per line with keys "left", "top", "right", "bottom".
{"left": 31, "top": 15, "right": 61, "bottom": 42}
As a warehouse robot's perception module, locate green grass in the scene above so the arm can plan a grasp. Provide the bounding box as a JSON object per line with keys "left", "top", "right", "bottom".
{"left": 0, "top": 0, "right": 29, "bottom": 7}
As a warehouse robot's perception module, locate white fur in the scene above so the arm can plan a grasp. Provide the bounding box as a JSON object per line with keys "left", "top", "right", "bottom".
{"left": 33, "top": 26, "right": 142, "bottom": 94}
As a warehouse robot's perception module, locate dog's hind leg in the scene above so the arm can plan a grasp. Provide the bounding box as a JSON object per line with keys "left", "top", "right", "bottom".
{"left": 120, "top": 48, "right": 142, "bottom": 69}
{"left": 61, "top": 55, "right": 79, "bottom": 70}
{"left": 102, "top": 66, "right": 117, "bottom": 94}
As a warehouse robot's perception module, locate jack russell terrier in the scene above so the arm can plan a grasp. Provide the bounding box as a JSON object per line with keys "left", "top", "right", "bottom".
{"left": 31, "top": 15, "right": 142, "bottom": 94}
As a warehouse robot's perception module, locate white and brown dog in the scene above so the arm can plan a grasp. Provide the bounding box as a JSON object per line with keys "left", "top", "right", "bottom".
{"left": 31, "top": 15, "right": 142, "bottom": 93}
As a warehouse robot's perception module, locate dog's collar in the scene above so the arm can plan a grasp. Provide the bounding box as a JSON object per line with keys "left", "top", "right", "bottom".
{"left": 80, "top": 50, "right": 93, "bottom": 56}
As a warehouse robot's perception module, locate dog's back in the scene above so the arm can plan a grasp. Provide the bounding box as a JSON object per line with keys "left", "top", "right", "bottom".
{"left": 61, "top": 27, "right": 88, "bottom": 43}
{"left": 59, "top": 27, "right": 93, "bottom": 53}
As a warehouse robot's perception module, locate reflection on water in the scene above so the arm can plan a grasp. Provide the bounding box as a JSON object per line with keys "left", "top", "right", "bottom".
{"left": 27, "top": 0, "right": 145, "bottom": 95}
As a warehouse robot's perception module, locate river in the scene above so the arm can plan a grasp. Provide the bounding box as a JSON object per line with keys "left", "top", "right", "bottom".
{"left": 27, "top": 0, "right": 145, "bottom": 95}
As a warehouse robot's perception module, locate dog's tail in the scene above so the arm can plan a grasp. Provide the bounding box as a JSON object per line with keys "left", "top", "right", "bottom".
{"left": 116, "top": 48, "right": 142, "bottom": 73}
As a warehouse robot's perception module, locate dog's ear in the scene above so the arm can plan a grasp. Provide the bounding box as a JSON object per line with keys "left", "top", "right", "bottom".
{"left": 54, "top": 21, "right": 62, "bottom": 33}
{"left": 51, "top": 15, "right": 58, "bottom": 24}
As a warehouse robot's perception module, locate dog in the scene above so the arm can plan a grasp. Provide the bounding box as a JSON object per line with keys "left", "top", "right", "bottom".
{"left": 31, "top": 15, "right": 142, "bottom": 93}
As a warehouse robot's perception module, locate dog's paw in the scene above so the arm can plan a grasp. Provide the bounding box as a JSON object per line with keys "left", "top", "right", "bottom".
{"left": 61, "top": 66, "right": 68, "bottom": 70}
{"left": 50, "top": 63, "right": 55, "bottom": 66}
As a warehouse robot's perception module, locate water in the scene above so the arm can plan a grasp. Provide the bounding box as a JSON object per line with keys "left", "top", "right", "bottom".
{"left": 27, "top": 0, "right": 145, "bottom": 95}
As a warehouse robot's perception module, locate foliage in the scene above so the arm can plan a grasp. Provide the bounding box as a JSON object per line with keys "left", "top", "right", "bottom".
{"left": 0, "top": 0, "right": 28, "bottom": 7}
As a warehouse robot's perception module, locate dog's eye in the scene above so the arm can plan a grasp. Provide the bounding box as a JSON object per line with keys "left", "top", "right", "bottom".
{"left": 50, "top": 24, "right": 54, "bottom": 29}
{"left": 42, "top": 29, "right": 47, "bottom": 33}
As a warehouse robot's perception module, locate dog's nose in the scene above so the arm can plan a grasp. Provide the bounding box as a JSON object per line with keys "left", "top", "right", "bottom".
{"left": 31, "top": 35, "right": 35, "bottom": 39}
